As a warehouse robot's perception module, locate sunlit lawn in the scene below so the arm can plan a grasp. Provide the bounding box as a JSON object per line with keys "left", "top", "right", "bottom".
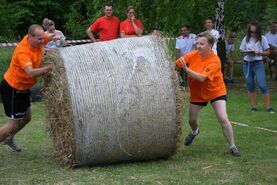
{"left": 0, "top": 78, "right": 276, "bottom": 185}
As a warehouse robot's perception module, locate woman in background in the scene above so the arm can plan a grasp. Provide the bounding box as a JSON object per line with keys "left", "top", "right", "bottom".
{"left": 43, "top": 18, "right": 67, "bottom": 48}
{"left": 120, "top": 6, "right": 143, "bottom": 38}
{"left": 240, "top": 21, "right": 274, "bottom": 113}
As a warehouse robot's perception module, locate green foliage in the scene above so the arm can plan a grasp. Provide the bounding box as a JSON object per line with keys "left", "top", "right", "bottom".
{"left": 0, "top": 0, "right": 275, "bottom": 39}
{"left": 64, "top": 2, "right": 89, "bottom": 39}
{"left": 0, "top": 47, "right": 14, "bottom": 79}
{"left": 224, "top": 0, "right": 276, "bottom": 33}
{"left": 0, "top": 0, "right": 24, "bottom": 40}
{"left": 263, "top": 0, "right": 277, "bottom": 27}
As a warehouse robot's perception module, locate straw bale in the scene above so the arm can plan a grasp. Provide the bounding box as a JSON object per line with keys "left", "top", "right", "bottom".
{"left": 42, "top": 36, "right": 184, "bottom": 167}
{"left": 42, "top": 50, "right": 76, "bottom": 166}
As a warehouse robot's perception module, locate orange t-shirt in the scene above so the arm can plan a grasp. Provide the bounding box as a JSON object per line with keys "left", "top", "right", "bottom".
{"left": 4, "top": 34, "right": 49, "bottom": 90}
{"left": 120, "top": 19, "right": 143, "bottom": 36}
{"left": 176, "top": 50, "right": 226, "bottom": 102}
{"left": 90, "top": 16, "right": 120, "bottom": 41}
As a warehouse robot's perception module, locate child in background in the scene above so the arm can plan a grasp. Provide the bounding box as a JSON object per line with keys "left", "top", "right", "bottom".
{"left": 224, "top": 33, "right": 242, "bottom": 84}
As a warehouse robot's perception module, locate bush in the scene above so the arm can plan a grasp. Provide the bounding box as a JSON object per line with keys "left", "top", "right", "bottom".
{"left": 0, "top": 47, "right": 14, "bottom": 80}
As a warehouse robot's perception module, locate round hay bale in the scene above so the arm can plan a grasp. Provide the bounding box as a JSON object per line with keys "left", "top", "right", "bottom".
{"left": 43, "top": 36, "right": 183, "bottom": 167}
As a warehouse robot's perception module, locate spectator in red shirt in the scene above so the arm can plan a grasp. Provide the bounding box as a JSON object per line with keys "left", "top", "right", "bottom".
{"left": 120, "top": 6, "right": 143, "bottom": 38}
{"left": 86, "top": 3, "right": 120, "bottom": 42}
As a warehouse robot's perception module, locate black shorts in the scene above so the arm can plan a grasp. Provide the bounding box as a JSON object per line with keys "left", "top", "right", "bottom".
{"left": 0, "top": 79, "right": 31, "bottom": 119}
{"left": 190, "top": 95, "right": 227, "bottom": 106}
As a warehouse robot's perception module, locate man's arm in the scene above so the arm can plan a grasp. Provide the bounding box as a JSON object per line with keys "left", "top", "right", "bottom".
{"left": 269, "top": 44, "right": 277, "bottom": 50}
{"left": 24, "top": 65, "right": 52, "bottom": 78}
{"left": 86, "top": 28, "right": 97, "bottom": 43}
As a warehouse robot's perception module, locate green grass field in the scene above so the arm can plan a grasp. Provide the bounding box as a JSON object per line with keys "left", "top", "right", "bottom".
{"left": 0, "top": 80, "right": 276, "bottom": 185}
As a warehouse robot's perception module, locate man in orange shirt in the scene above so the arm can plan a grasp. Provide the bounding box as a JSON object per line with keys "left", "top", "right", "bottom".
{"left": 175, "top": 31, "right": 240, "bottom": 157}
{"left": 0, "top": 24, "right": 59, "bottom": 152}
{"left": 86, "top": 3, "right": 120, "bottom": 42}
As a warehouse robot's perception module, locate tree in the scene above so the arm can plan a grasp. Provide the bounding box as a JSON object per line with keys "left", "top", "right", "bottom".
{"left": 0, "top": 0, "right": 275, "bottom": 40}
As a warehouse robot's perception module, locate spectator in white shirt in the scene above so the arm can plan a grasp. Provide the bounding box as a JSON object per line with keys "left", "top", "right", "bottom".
{"left": 43, "top": 18, "right": 67, "bottom": 49}
{"left": 265, "top": 22, "right": 277, "bottom": 79}
{"left": 176, "top": 25, "right": 196, "bottom": 58}
{"left": 204, "top": 17, "right": 219, "bottom": 55}
{"left": 175, "top": 25, "right": 196, "bottom": 88}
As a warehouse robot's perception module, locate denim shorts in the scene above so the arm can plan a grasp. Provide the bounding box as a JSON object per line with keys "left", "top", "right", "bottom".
{"left": 242, "top": 60, "right": 268, "bottom": 93}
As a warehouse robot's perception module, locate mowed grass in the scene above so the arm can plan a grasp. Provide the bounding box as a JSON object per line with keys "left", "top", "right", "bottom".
{"left": 0, "top": 82, "right": 277, "bottom": 185}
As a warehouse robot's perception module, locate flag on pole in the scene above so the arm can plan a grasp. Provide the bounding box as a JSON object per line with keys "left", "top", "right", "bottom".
{"left": 215, "top": 0, "right": 225, "bottom": 35}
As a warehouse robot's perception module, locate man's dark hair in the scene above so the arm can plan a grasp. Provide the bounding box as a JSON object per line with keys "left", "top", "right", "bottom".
{"left": 228, "top": 32, "right": 237, "bottom": 38}
{"left": 103, "top": 2, "right": 113, "bottom": 8}
{"left": 181, "top": 25, "right": 190, "bottom": 30}
{"left": 151, "top": 28, "right": 160, "bottom": 31}
{"left": 205, "top": 17, "right": 214, "bottom": 23}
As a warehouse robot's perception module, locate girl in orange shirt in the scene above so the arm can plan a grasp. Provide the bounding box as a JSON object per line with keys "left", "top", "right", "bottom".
{"left": 176, "top": 31, "right": 240, "bottom": 157}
